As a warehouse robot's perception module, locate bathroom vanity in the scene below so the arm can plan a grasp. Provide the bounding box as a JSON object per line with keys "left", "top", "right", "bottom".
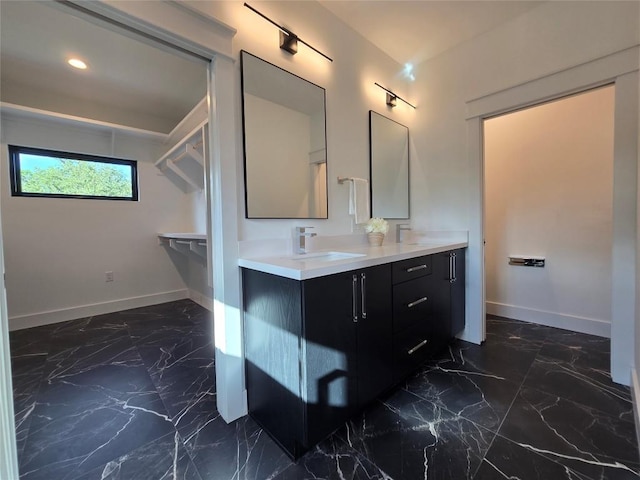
{"left": 240, "top": 242, "right": 466, "bottom": 459}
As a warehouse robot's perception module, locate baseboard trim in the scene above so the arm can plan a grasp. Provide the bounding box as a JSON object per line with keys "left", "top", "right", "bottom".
{"left": 486, "top": 301, "right": 611, "bottom": 338}
{"left": 188, "top": 289, "right": 213, "bottom": 311}
{"left": 8, "top": 289, "right": 190, "bottom": 331}
{"left": 631, "top": 369, "right": 640, "bottom": 456}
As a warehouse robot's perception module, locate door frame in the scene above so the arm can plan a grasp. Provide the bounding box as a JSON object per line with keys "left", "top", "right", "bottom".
{"left": 465, "top": 46, "right": 639, "bottom": 384}
{"left": 0, "top": 194, "right": 17, "bottom": 480}
{"left": 482, "top": 85, "right": 615, "bottom": 336}
{"left": 0, "top": 1, "right": 241, "bottom": 472}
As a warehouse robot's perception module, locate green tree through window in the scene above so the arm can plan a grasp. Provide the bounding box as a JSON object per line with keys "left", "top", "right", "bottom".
{"left": 9, "top": 146, "right": 138, "bottom": 201}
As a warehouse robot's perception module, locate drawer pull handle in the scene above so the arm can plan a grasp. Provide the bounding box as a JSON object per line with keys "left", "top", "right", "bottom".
{"left": 407, "top": 339, "right": 429, "bottom": 355}
{"left": 352, "top": 275, "right": 358, "bottom": 323}
{"left": 407, "top": 296, "right": 428, "bottom": 308}
{"left": 406, "top": 264, "right": 427, "bottom": 273}
{"left": 451, "top": 252, "right": 457, "bottom": 283}
{"left": 360, "top": 273, "right": 367, "bottom": 319}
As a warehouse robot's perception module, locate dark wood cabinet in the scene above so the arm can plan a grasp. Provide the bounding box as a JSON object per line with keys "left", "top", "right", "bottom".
{"left": 450, "top": 249, "right": 466, "bottom": 336}
{"left": 303, "top": 263, "right": 392, "bottom": 447}
{"left": 354, "top": 265, "right": 393, "bottom": 407}
{"left": 391, "top": 254, "right": 434, "bottom": 380}
{"left": 242, "top": 270, "right": 305, "bottom": 457}
{"left": 390, "top": 250, "right": 466, "bottom": 381}
{"left": 242, "top": 263, "right": 392, "bottom": 459}
{"left": 242, "top": 248, "right": 464, "bottom": 459}
{"left": 431, "top": 248, "right": 466, "bottom": 340}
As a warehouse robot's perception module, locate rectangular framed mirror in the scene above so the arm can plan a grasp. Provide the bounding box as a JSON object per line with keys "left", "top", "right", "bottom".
{"left": 369, "top": 111, "right": 409, "bottom": 219}
{"left": 241, "top": 51, "right": 328, "bottom": 219}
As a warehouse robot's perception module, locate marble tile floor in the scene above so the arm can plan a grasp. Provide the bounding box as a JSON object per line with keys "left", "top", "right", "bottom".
{"left": 10, "top": 300, "right": 639, "bottom": 479}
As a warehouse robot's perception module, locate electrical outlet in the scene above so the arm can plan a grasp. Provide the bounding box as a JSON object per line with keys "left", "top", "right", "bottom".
{"left": 105, "top": 271, "right": 114, "bottom": 282}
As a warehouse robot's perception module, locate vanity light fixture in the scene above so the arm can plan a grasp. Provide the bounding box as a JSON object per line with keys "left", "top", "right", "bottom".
{"left": 374, "top": 82, "right": 416, "bottom": 109}
{"left": 244, "top": 3, "right": 333, "bottom": 62}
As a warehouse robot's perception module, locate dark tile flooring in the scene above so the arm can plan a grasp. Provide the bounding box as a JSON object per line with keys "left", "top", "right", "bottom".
{"left": 9, "top": 300, "right": 639, "bottom": 479}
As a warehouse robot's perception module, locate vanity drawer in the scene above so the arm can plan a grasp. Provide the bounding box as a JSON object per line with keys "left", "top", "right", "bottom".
{"left": 392, "top": 255, "right": 432, "bottom": 285}
{"left": 393, "top": 321, "right": 435, "bottom": 381}
{"left": 393, "top": 276, "right": 432, "bottom": 334}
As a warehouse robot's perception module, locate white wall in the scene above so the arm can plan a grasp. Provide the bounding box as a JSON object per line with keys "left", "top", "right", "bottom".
{"left": 175, "top": 0, "right": 412, "bottom": 421}
{"left": 184, "top": 0, "right": 413, "bottom": 242}
{"left": 484, "top": 86, "right": 615, "bottom": 336}
{"left": 411, "top": 2, "right": 638, "bottom": 232}
{"left": 409, "top": 0, "right": 639, "bottom": 378}
{"left": 0, "top": 114, "right": 199, "bottom": 329}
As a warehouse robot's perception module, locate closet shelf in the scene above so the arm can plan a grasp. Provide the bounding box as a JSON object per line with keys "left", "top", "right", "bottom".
{"left": 155, "top": 120, "right": 207, "bottom": 192}
{"left": 158, "top": 233, "right": 207, "bottom": 258}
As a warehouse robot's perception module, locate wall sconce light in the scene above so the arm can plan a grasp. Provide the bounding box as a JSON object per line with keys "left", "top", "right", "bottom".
{"left": 374, "top": 82, "right": 416, "bottom": 109}
{"left": 244, "top": 3, "right": 333, "bottom": 62}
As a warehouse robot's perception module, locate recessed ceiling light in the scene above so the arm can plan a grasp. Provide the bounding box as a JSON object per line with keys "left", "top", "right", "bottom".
{"left": 67, "top": 58, "right": 87, "bottom": 70}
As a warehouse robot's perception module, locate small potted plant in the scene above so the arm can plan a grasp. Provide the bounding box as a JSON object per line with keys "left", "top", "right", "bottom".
{"left": 365, "top": 217, "right": 389, "bottom": 246}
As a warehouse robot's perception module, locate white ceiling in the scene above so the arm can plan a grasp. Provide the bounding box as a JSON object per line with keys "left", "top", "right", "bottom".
{"left": 319, "top": 1, "right": 544, "bottom": 65}
{"left": 0, "top": 1, "right": 207, "bottom": 134}
{"left": 0, "top": 1, "right": 544, "bottom": 134}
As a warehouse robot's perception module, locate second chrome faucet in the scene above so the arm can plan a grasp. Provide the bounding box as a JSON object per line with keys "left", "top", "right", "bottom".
{"left": 396, "top": 224, "right": 411, "bottom": 243}
{"left": 294, "top": 226, "right": 317, "bottom": 254}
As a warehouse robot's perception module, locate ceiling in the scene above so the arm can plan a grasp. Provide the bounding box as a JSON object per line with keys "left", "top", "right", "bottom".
{"left": 0, "top": 1, "right": 207, "bottom": 135}
{"left": 319, "top": 1, "right": 543, "bottom": 66}
{"left": 0, "top": 1, "right": 544, "bottom": 134}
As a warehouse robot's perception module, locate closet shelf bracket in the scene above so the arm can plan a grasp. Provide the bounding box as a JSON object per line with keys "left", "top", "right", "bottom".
{"left": 165, "top": 159, "right": 202, "bottom": 190}
{"left": 158, "top": 234, "right": 208, "bottom": 259}
{"left": 154, "top": 118, "right": 207, "bottom": 192}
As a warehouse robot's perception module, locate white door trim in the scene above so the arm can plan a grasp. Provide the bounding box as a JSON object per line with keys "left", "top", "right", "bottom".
{"left": 0, "top": 5, "right": 242, "bottom": 475}
{"left": 466, "top": 45, "right": 639, "bottom": 385}
{"left": 0, "top": 203, "right": 18, "bottom": 480}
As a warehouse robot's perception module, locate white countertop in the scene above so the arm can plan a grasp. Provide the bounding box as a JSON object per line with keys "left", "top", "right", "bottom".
{"left": 238, "top": 241, "right": 468, "bottom": 280}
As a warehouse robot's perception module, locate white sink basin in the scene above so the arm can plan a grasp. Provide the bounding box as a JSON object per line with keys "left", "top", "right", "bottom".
{"left": 289, "top": 251, "right": 366, "bottom": 262}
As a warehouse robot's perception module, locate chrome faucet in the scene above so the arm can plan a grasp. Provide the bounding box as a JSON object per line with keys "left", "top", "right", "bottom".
{"left": 294, "top": 226, "right": 317, "bottom": 254}
{"left": 396, "top": 224, "right": 411, "bottom": 243}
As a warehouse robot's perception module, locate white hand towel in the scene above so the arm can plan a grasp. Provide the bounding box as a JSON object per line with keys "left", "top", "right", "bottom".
{"left": 349, "top": 178, "right": 370, "bottom": 225}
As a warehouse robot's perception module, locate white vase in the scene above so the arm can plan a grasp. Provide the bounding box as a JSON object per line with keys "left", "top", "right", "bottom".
{"left": 367, "top": 232, "right": 384, "bottom": 246}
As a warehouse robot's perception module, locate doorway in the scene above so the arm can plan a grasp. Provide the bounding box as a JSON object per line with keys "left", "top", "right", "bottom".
{"left": 0, "top": 1, "right": 210, "bottom": 332}
{"left": 0, "top": 1, "right": 214, "bottom": 475}
{"left": 465, "top": 51, "right": 638, "bottom": 385}
{"left": 483, "top": 85, "right": 615, "bottom": 336}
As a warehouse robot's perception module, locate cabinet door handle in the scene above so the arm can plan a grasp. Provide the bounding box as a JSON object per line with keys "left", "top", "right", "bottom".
{"left": 407, "top": 339, "right": 429, "bottom": 355}
{"left": 360, "top": 273, "right": 367, "bottom": 319}
{"left": 352, "top": 274, "right": 358, "bottom": 322}
{"left": 450, "top": 252, "right": 457, "bottom": 283}
{"left": 407, "top": 296, "right": 428, "bottom": 308}
{"left": 406, "top": 264, "right": 427, "bottom": 273}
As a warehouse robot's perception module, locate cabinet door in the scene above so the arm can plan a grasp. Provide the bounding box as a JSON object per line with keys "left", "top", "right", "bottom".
{"left": 450, "top": 249, "right": 466, "bottom": 336}
{"left": 302, "top": 272, "right": 358, "bottom": 447}
{"left": 357, "top": 264, "right": 393, "bottom": 408}
{"left": 432, "top": 249, "right": 466, "bottom": 339}
{"left": 430, "top": 253, "right": 452, "bottom": 348}
{"left": 243, "top": 269, "right": 304, "bottom": 457}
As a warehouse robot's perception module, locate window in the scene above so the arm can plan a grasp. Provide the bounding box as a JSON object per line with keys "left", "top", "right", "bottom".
{"left": 9, "top": 145, "right": 138, "bottom": 201}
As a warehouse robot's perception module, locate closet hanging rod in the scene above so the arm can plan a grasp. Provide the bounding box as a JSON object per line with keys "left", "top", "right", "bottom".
{"left": 154, "top": 119, "right": 207, "bottom": 166}
{"left": 167, "top": 140, "right": 204, "bottom": 164}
